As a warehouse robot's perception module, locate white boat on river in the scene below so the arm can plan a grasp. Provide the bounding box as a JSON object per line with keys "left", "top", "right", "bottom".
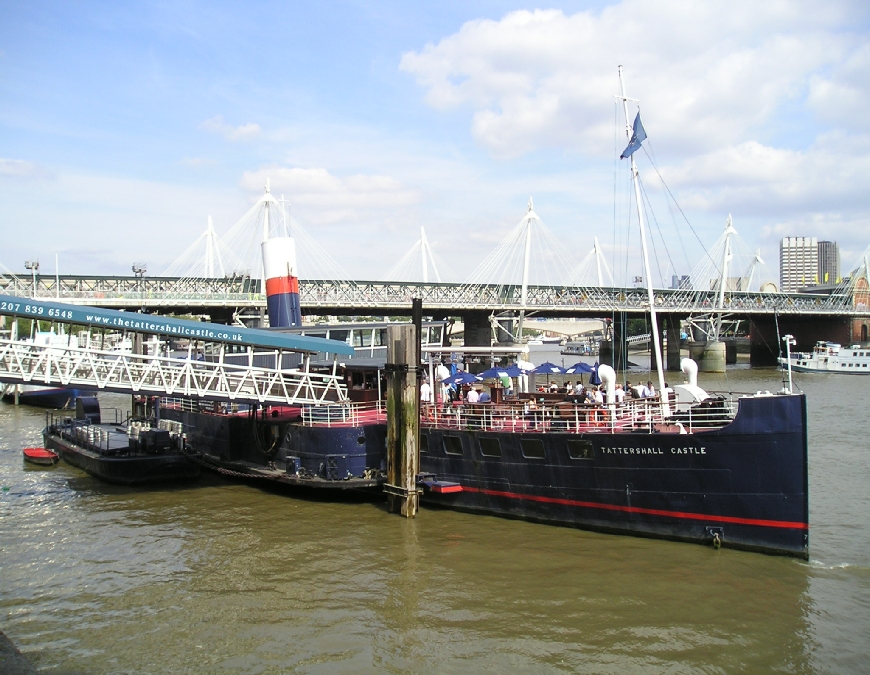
{"left": 780, "top": 341, "right": 870, "bottom": 374}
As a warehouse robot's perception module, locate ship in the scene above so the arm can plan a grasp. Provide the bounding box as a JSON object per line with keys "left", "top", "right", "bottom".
{"left": 164, "top": 70, "right": 808, "bottom": 557}
{"left": 779, "top": 340, "right": 870, "bottom": 374}
{"left": 43, "top": 397, "right": 200, "bottom": 484}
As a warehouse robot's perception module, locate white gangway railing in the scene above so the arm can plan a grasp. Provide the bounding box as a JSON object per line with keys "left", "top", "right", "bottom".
{"left": 0, "top": 338, "right": 347, "bottom": 405}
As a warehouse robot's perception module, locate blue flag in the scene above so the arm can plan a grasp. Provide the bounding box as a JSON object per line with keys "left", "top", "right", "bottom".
{"left": 620, "top": 112, "right": 647, "bottom": 159}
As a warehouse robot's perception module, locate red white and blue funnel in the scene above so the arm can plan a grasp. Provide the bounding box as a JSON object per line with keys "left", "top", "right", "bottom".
{"left": 262, "top": 236, "right": 302, "bottom": 328}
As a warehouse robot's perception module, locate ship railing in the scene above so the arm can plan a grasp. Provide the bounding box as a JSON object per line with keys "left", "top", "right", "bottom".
{"left": 420, "top": 395, "right": 739, "bottom": 434}
{"left": 45, "top": 411, "right": 111, "bottom": 454}
{"left": 300, "top": 401, "right": 386, "bottom": 427}
{"left": 159, "top": 396, "right": 253, "bottom": 416}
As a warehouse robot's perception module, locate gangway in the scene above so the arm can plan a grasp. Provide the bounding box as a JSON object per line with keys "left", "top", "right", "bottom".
{"left": 0, "top": 295, "right": 354, "bottom": 405}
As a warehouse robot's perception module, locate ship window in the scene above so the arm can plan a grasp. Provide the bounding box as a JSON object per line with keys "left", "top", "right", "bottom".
{"left": 521, "top": 438, "right": 545, "bottom": 459}
{"left": 420, "top": 433, "right": 428, "bottom": 453}
{"left": 567, "top": 439, "right": 594, "bottom": 460}
{"left": 479, "top": 438, "right": 502, "bottom": 457}
{"left": 329, "top": 329, "right": 349, "bottom": 343}
{"left": 443, "top": 435, "right": 463, "bottom": 455}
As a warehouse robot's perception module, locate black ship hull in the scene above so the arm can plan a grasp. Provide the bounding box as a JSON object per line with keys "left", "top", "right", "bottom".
{"left": 418, "top": 394, "right": 809, "bottom": 558}
{"left": 160, "top": 406, "right": 387, "bottom": 490}
{"left": 44, "top": 431, "right": 200, "bottom": 485}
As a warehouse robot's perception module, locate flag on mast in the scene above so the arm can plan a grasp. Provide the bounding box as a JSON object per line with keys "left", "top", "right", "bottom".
{"left": 620, "top": 112, "right": 647, "bottom": 159}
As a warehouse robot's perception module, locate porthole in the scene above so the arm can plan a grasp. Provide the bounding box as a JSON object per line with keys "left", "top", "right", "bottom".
{"left": 567, "top": 439, "right": 594, "bottom": 460}
{"left": 444, "top": 435, "right": 463, "bottom": 456}
{"left": 479, "top": 438, "right": 502, "bottom": 458}
{"left": 520, "top": 438, "right": 545, "bottom": 459}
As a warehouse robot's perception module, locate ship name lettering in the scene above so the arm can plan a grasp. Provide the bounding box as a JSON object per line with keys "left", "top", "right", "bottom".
{"left": 670, "top": 446, "right": 707, "bottom": 455}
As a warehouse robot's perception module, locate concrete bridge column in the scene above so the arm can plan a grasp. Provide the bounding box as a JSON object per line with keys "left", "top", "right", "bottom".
{"left": 665, "top": 315, "right": 682, "bottom": 371}
{"left": 749, "top": 315, "right": 853, "bottom": 366}
{"left": 461, "top": 310, "right": 492, "bottom": 347}
{"left": 600, "top": 313, "right": 628, "bottom": 373}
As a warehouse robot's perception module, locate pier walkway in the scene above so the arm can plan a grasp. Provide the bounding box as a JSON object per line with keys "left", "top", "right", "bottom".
{"left": 0, "top": 296, "right": 354, "bottom": 406}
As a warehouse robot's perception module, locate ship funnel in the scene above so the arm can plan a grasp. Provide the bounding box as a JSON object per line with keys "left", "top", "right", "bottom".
{"left": 262, "top": 237, "right": 302, "bottom": 327}
{"left": 598, "top": 363, "right": 616, "bottom": 405}
{"left": 681, "top": 358, "right": 698, "bottom": 388}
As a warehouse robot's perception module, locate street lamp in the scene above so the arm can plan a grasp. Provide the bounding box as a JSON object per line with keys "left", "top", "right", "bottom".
{"left": 132, "top": 263, "right": 147, "bottom": 278}
{"left": 24, "top": 260, "right": 39, "bottom": 297}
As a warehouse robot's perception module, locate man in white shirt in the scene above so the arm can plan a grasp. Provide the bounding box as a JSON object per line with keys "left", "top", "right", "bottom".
{"left": 466, "top": 387, "right": 480, "bottom": 403}
{"left": 420, "top": 379, "right": 431, "bottom": 403}
{"left": 614, "top": 383, "right": 626, "bottom": 403}
{"left": 435, "top": 362, "right": 451, "bottom": 403}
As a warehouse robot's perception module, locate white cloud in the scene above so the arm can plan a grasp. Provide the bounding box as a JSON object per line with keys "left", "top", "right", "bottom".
{"left": 400, "top": 2, "right": 859, "bottom": 159}
{"left": 239, "top": 166, "right": 421, "bottom": 225}
{"left": 199, "top": 115, "right": 261, "bottom": 141}
{"left": 661, "top": 133, "right": 870, "bottom": 217}
{"left": 0, "top": 158, "right": 54, "bottom": 179}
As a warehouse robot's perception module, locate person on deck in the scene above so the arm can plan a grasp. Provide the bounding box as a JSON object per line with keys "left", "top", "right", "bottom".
{"left": 466, "top": 387, "right": 480, "bottom": 404}
{"left": 614, "top": 383, "right": 626, "bottom": 404}
{"left": 420, "top": 379, "right": 431, "bottom": 404}
{"left": 478, "top": 389, "right": 491, "bottom": 403}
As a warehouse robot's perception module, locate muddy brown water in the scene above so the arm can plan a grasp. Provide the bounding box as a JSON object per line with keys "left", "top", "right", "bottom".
{"left": 1, "top": 365, "right": 869, "bottom": 673}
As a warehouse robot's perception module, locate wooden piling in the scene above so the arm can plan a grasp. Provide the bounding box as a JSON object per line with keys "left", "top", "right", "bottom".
{"left": 385, "top": 323, "right": 420, "bottom": 517}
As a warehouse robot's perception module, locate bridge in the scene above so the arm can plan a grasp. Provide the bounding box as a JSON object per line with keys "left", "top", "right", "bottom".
{"left": 0, "top": 295, "right": 354, "bottom": 406}
{"left": 1, "top": 273, "right": 867, "bottom": 318}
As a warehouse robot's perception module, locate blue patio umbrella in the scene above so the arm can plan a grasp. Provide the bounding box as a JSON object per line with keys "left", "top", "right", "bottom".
{"left": 589, "top": 361, "right": 602, "bottom": 386}
{"left": 441, "top": 371, "right": 482, "bottom": 386}
{"left": 530, "top": 361, "right": 565, "bottom": 375}
{"left": 564, "top": 362, "right": 594, "bottom": 375}
{"left": 477, "top": 367, "right": 511, "bottom": 380}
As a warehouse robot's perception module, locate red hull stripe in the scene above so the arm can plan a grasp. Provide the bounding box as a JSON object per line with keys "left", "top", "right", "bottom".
{"left": 265, "top": 276, "right": 299, "bottom": 296}
{"left": 460, "top": 486, "right": 808, "bottom": 530}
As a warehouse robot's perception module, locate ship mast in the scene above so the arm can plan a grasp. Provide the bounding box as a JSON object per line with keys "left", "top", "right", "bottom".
{"left": 617, "top": 66, "right": 667, "bottom": 412}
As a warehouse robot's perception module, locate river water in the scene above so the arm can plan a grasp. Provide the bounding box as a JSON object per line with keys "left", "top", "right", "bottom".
{"left": 2, "top": 358, "right": 869, "bottom": 674}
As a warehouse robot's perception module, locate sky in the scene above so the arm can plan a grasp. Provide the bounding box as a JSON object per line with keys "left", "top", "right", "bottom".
{"left": 1, "top": 0, "right": 869, "bottom": 286}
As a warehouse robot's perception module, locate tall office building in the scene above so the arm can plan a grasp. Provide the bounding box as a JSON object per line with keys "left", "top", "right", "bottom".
{"left": 817, "top": 240, "right": 840, "bottom": 285}
{"left": 780, "top": 237, "right": 818, "bottom": 292}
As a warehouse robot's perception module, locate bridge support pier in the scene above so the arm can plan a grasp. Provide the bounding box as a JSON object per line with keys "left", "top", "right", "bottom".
{"left": 665, "top": 316, "right": 682, "bottom": 371}
{"left": 600, "top": 313, "right": 628, "bottom": 373}
{"left": 749, "top": 315, "right": 855, "bottom": 366}
{"left": 461, "top": 311, "right": 493, "bottom": 347}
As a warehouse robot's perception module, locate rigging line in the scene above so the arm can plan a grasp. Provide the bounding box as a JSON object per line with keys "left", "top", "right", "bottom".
{"left": 637, "top": 174, "right": 678, "bottom": 288}
{"left": 663, "top": 182, "right": 693, "bottom": 276}
{"left": 613, "top": 100, "right": 620, "bottom": 289}
{"left": 622, "top": 164, "right": 634, "bottom": 287}
{"left": 639, "top": 146, "right": 719, "bottom": 271}
{"left": 639, "top": 188, "right": 665, "bottom": 289}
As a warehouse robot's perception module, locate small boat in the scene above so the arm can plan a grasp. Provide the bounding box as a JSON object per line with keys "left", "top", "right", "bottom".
{"left": 779, "top": 341, "right": 870, "bottom": 374}
{"left": 22, "top": 446, "right": 60, "bottom": 466}
{"left": 43, "top": 397, "right": 200, "bottom": 485}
